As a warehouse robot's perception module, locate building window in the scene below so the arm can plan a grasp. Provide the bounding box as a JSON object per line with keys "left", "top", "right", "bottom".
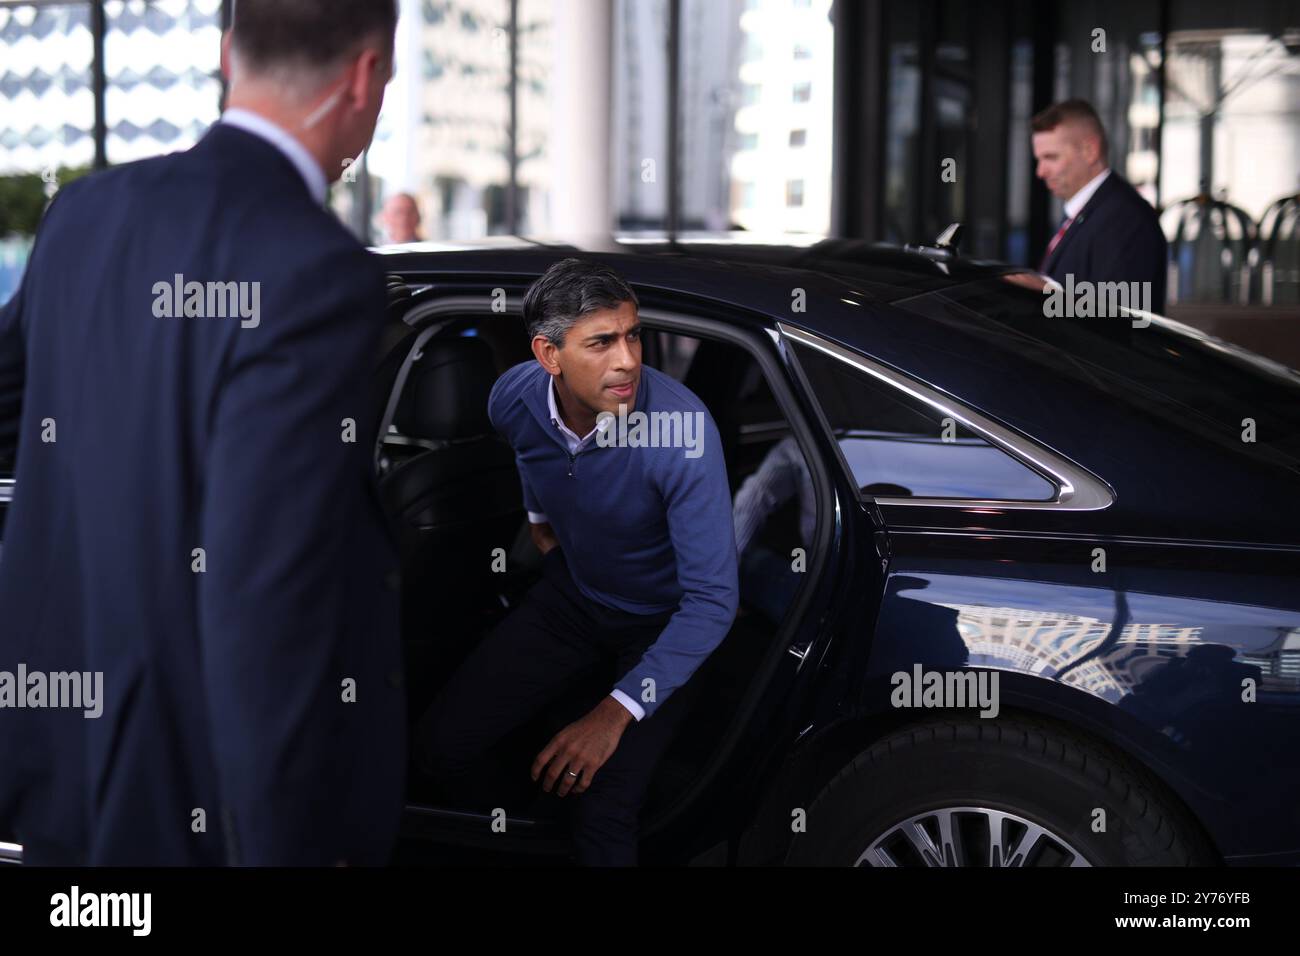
{"left": 789, "top": 128, "right": 807, "bottom": 147}
{"left": 793, "top": 44, "right": 812, "bottom": 60}
{"left": 792, "top": 82, "right": 812, "bottom": 103}
{"left": 651, "top": 0, "right": 834, "bottom": 235}
{"left": 422, "top": 50, "right": 445, "bottom": 80}
{"left": 786, "top": 179, "right": 805, "bottom": 207}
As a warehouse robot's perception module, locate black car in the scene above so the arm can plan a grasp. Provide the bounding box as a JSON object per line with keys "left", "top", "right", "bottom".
{"left": 3, "top": 236, "right": 1297, "bottom": 867}
{"left": 362, "top": 236, "right": 1300, "bottom": 867}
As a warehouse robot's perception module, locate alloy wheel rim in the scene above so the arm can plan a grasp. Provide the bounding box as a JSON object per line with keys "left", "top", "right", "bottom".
{"left": 857, "top": 806, "right": 1093, "bottom": 867}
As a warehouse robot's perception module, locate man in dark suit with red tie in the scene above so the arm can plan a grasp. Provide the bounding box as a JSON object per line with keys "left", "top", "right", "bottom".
{"left": 1032, "top": 99, "right": 1167, "bottom": 315}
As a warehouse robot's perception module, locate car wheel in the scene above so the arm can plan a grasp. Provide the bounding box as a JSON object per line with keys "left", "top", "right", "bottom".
{"left": 786, "top": 715, "right": 1218, "bottom": 866}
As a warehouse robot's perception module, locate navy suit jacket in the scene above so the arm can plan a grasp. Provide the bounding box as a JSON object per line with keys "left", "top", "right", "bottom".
{"left": 0, "top": 123, "right": 404, "bottom": 865}
{"left": 1042, "top": 171, "right": 1168, "bottom": 315}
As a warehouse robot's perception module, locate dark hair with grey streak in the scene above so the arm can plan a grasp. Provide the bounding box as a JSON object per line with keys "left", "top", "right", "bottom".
{"left": 231, "top": 0, "right": 398, "bottom": 75}
{"left": 523, "top": 258, "right": 640, "bottom": 348}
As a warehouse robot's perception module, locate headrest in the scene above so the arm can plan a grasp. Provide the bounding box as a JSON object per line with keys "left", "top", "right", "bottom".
{"left": 393, "top": 336, "right": 498, "bottom": 440}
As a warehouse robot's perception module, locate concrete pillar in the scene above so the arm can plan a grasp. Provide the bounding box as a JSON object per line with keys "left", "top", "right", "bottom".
{"left": 551, "top": 0, "right": 614, "bottom": 244}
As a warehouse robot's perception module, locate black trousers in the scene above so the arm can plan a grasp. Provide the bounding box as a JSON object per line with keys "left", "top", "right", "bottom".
{"left": 413, "top": 547, "right": 698, "bottom": 866}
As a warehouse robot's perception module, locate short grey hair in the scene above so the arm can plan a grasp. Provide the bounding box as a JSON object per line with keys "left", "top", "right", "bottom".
{"left": 522, "top": 258, "right": 639, "bottom": 348}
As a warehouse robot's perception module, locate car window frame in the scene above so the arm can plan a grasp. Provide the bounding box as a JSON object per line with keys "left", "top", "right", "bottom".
{"left": 381, "top": 282, "right": 841, "bottom": 632}
{"left": 381, "top": 281, "right": 857, "bottom": 833}
{"left": 779, "top": 322, "right": 1114, "bottom": 512}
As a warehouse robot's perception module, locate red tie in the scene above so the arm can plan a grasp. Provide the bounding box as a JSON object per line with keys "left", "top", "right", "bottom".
{"left": 1041, "top": 216, "right": 1075, "bottom": 271}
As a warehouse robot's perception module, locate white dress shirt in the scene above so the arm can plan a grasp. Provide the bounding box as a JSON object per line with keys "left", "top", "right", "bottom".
{"left": 220, "top": 108, "right": 329, "bottom": 206}
{"left": 1064, "top": 167, "right": 1111, "bottom": 220}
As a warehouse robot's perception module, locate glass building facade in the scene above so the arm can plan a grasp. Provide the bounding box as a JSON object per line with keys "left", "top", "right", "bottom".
{"left": 1, "top": 0, "right": 1298, "bottom": 308}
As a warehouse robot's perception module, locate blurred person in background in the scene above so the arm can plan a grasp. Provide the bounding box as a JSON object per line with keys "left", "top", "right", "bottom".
{"left": 380, "top": 191, "right": 424, "bottom": 244}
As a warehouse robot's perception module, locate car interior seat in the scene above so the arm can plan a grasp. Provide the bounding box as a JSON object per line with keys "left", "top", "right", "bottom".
{"left": 379, "top": 336, "right": 525, "bottom": 670}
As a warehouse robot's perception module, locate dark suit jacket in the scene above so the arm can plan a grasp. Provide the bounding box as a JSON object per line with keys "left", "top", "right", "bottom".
{"left": 0, "top": 123, "right": 404, "bottom": 865}
{"left": 1042, "top": 171, "right": 1168, "bottom": 315}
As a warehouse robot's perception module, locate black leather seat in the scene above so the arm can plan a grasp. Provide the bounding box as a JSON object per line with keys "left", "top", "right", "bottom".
{"left": 379, "top": 336, "right": 524, "bottom": 651}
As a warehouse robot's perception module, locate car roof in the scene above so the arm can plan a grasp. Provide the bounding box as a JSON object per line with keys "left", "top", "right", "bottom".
{"left": 371, "top": 233, "right": 1026, "bottom": 306}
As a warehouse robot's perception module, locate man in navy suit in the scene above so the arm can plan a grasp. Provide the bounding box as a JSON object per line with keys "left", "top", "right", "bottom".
{"left": 0, "top": 0, "right": 404, "bottom": 865}
{"left": 1032, "top": 99, "right": 1167, "bottom": 315}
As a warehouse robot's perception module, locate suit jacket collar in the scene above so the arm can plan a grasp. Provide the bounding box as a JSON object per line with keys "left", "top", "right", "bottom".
{"left": 193, "top": 122, "right": 318, "bottom": 204}
{"left": 219, "top": 108, "right": 329, "bottom": 205}
{"left": 1064, "top": 168, "right": 1111, "bottom": 219}
{"left": 1043, "top": 172, "right": 1125, "bottom": 273}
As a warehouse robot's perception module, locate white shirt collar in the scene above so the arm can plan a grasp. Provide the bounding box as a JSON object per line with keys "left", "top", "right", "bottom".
{"left": 547, "top": 376, "right": 611, "bottom": 453}
{"left": 220, "top": 108, "right": 329, "bottom": 206}
{"left": 1064, "top": 167, "right": 1111, "bottom": 220}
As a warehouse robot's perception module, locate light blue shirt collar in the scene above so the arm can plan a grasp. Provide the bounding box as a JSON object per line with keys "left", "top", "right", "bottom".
{"left": 547, "top": 375, "right": 610, "bottom": 453}
{"left": 220, "top": 108, "right": 329, "bottom": 206}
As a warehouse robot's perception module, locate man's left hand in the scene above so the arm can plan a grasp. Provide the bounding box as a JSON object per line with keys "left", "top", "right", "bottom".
{"left": 532, "top": 696, "right": 635, "bottom": 797}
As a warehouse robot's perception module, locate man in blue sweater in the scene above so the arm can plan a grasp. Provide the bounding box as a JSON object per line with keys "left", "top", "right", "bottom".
{"left": 414, "top": 258, "right": 738, "bottom": 865}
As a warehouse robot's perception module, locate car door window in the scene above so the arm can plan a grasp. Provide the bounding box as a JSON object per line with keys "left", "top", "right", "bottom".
{"left": 793, "top": 340, "right": 1056, "bottom": 501}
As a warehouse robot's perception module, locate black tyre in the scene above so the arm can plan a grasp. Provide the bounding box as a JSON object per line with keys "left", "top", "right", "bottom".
{"left": 786, "top": 716, "right": 1218, "bottom": 866}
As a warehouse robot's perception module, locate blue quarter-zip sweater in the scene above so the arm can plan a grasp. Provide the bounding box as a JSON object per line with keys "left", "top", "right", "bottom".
{"left": 487, "top": 360, "right": 739, "bottom": 719}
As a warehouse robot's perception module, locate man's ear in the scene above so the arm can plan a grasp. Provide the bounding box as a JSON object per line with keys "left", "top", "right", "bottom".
{"left": 1090, "top": 135, "right": 1106, "bottom": 166}
{"left": 532, "top": 336, "right": 561, "bottom": 375}
{"left": 220, "top": 31, "right": 233, "bottom": 82}
{"left": 346, "top": 47, "right": 383, "bottom": 111}
{"left": 1079, "top": 128, "right": 1102, "bottom": 165}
